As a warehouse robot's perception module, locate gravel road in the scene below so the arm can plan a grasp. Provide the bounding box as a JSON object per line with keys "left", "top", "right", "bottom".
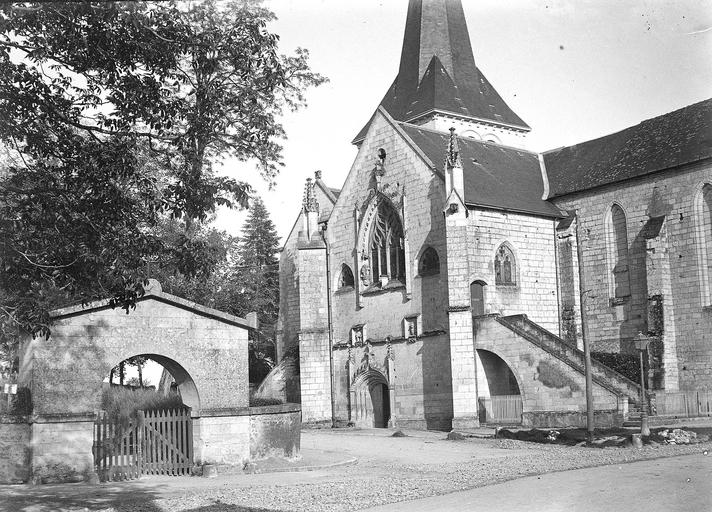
{"left": 3, "top": 430, "right": 710, "bottom": 512}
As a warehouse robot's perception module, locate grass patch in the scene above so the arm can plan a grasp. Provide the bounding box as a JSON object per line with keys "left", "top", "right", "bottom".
{"left": 102, "top": 385, "right": 183, "bottom": 427}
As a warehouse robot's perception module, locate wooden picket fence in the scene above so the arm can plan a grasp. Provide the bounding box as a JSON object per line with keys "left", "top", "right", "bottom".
{"left": 93, "top": 407, "right": 193, "bottom": 482}
{"left": 478, "top": 395, "right": 523, "bottom": 424}
{"left": 654, "top": 391, "right": 712, "bottom": 417}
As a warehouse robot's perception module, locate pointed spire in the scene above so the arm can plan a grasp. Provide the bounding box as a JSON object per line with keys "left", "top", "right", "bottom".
{"left": 445, "top": 127, "right": 462, "bottom": 169}
{"left": 303, "top": 177, "right": 319, "bottom": 213}
{"left": 353, "top": 0, "right": 529, "bottom": 144}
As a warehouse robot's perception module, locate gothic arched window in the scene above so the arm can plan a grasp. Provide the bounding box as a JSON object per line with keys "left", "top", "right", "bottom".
{"left": 695, "top": 184, "right": 712, "bottom": 305}
{"left": 494, "top": 244, "right": 516, "bottom": 285}
{"left": 339, "top": 264, "right": 355, "bottom": 288}
{"left": 606, "top": 204, "right": 631, "bottom": 299}
{"left": 369, "top": 201, "right": 406, "bottom": 284}
{"left": 418, "top": 247, "right": 440, "bottom": 276}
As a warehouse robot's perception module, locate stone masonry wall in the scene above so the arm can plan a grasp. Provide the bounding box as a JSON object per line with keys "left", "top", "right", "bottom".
{"left": 31, "top": 420, "right": 94, "bottom": 483}
{"left": 297, "top": 247, "right": 331, "bottom": 424}
{"left": 249, "top": 404, "right": 301, "bottom": 460}
{"left": 475, "top": 317, "right": 622, "bottom": 427}
{"left": 332, "top": 333, "right": 453, "bottom": 430}
{"left": 0, "top": 418, "right": 30, "bottom": 484}
{"left": 324, "top": 111, "right": 451, "bottom": 428}
{"left": 553, "top": 159, "right": 712, "bottom": 391}
{"left": 467, "top": 209, "right": 559, "bottom": 333}
{"left": 276, "top": 215, "right": 302, "bottom": 362}
{"left": 21, "top": 297, "right": 250, "bottom": 416}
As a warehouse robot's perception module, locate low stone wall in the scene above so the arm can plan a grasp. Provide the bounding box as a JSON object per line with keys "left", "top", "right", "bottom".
{"left": 194, "top": 413, "right": 250, "bottom": 466}
{"left": 0, "top": 416, "right": 31, "bottom": 484}
{"left": 31, "top": 415, "right": 95, "bottom": 484}
{"left": 522, "top": 410, "right": 623, "bottom": 428}
{"left": 249, "top": 403, "right": 301, "bottom": 460}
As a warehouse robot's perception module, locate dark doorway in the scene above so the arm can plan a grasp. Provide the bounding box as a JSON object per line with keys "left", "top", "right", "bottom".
{"left": 470, "top": 280, "right": 486, "bottom": 316}
{"left": 370, "top": 383, "right": 391, "bottom": 428}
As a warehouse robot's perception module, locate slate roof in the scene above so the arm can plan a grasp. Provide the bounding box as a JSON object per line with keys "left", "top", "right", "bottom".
{"left": 401, "top": 124, "right": 562, "bottom": 218}
{"left": 353, "top": 0, "right": 528, "bottom": 144}
{"left": 544, "top": 99, "right": 712, "bottom": 198}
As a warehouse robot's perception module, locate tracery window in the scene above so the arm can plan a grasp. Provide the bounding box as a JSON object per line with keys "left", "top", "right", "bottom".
{"left": 494, "top": 244, "right": 516, "bottom": 285}
{"left": 606, "top": 204, "right": 631, "bottom": 299}
{"left": 339, "top": 264, "right": 355, "bottom": 288}
{"left": 369, "top": 201, "right": 406, "bottom": 284}
{"left": 418, "top": 247, "right": 440, "bottom": 276}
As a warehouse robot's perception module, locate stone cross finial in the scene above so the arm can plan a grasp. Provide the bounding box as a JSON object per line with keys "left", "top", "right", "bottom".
{"left": 445, "top": 127, "right": 462, "bottom": 169}
{"left": 303, "top": 177, "right": 319, "bottom": 213}
{"left": 314, "top": 170, "right": 322, "bottom": 180}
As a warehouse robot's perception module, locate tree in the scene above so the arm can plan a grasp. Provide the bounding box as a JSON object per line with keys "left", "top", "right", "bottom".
{"left": 0, "top": 1, "right": 325, "bottom": 346}
{"left": 231, "top": 197, "right": 280, "bottom": 340}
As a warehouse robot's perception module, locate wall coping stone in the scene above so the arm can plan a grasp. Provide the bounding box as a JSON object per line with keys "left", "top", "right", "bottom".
{"left": 49, "top": 288, "right": 257, "bottom": 330}
{"left": 30, "top": 412, "right": 97, "bottom": 424}
{"left": 201, "top": 403, "right": 301, "bottom": 418}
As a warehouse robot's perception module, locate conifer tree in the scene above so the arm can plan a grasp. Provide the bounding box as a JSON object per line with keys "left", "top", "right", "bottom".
{"left": 230, "top": 197, "right": 280, "bottom": 376}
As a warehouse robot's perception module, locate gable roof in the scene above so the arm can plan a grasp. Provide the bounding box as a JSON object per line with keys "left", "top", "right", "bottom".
{"left": 353, "top": 0, "right": 528, "bottom": 144}
{"left": 400, "top": 124, "right": 562, "bottom": 218}
{"left": 50, "top": 280, "right": 257, "bottom": 330}
{"left": 544, "top": 99, "right": 712, "bottom": 198}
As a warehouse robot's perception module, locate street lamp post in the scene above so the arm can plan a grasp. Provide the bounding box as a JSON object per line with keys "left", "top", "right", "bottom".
{"left": 634, "top": 332, "right": 651, "bottom": 437}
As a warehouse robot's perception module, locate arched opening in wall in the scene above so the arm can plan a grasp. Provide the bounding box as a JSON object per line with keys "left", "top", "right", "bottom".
{"left": 368, "top": 200, "right": 406, "bottom": 287}
{"left": 695, "top": 184, "right": 712, "bottom": 305}
{"left": 351, "top": 369, "right": 391, "bottom": 428}
{"left": 475, "top": 349, "right": 522, "bottom": 425}
{"left": 103, "top": 353, "right": 200, "bottom": 419}
{"left": 339, "top": 263, "right": 355, "bottom": 289}
{"left": 98, "top": 354, "right": 197, "bottom": 481}
{"left": 494, "top": 243, "right": 517, "bottom": 285}
{"left": 470, "top": 280, "right": 487, "bottom": 317}
{"left": 418, "top": 246, "right": 440, "bottom": 276}
{"left": 606, "top": 204, "right": 631, "bottom": 300}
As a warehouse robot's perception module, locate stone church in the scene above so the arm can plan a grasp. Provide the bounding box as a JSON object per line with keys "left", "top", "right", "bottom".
{"left": 273, "top": 0, "right": 712, "bottom": 429}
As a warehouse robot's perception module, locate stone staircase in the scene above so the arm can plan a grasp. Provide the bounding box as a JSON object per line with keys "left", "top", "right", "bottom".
{"left": 497, "top": 314, "right": 643, "bottom": 407}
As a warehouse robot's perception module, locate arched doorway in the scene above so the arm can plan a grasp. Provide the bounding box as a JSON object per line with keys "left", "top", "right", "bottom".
{"left": 351, "top": 369, "right": 391, "bottom": 428}
{"left": 475, "top": 349, "right": 522, "bottom": 424}
{"left": 470, "top": 280, "right": 486, "bottom": 317}
{"left": 97, "top": 354, "right": 198, "bottom": 481}
{"left": 104, "top": 353, "right": 200, "bottom": 416}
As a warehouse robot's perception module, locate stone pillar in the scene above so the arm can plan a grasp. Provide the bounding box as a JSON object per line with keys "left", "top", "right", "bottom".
{"left": 556, "top": 216, "right": 582, "bottom": 349}
{"left": 645, "top": 220, "right": 679, "bottom": 390}
{"left": 443, "top": 129, "right": 478, "bottom": 429}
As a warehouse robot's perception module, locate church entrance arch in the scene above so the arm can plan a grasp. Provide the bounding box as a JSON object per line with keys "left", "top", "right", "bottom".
{"left": 351, "top": 368, "right": 391, "bottom": 428}
{"left": 475, "top": 349, "right": 522, "bottom": 424}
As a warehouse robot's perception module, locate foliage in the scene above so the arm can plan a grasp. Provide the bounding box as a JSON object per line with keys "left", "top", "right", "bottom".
{"left": 249, "top": 396, "right": 283, "bottom": 407}
{"left": 591, "top": 351, "right": 641, "bottom": 386}
{"left": 0, "top": 0, "right": 325, "bottom": 345}
{"left": 229, "top": 197, "right": 280, "bottom": 340}
{"left": 102, "top": 385, "right": 183, "bottom": 427}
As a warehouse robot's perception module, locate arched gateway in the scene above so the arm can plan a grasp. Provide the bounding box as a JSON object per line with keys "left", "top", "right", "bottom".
{"left": 17, "top": 280, "right": 260, "bottom": 483}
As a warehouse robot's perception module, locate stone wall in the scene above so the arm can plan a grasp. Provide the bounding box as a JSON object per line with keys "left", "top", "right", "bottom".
{"left": 332, "top": 333, "right": 453, "bottom": 430}
{"left": 193, "top": 414, "right": 250, "bottom": 466}
{"left": 249, "top": 404, "right": 301, "bottom": 460}
{"left": 31, "top": 417, "right": 94, "bottom": 483}
{"left": 0, "top": 417, "right": 30, "bottom": 484}
{"left": 475, "top": 316, "right": 624, "bottom": 427}
{"left": 467, "top": 209, "right": 559, "bottom": 333}
{"left": 276, "top": 214, "right": 303, "bottom": 362}
{"left": 553, "top": 159, "right": 712, "bottom": 391}
{"left": 20, "top": 292, "right": 250, "bottom": 417}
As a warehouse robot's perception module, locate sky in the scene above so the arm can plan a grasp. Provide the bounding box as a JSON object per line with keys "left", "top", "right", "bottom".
{"left": 214, "top": 0, "right": 712, "bottom": 243}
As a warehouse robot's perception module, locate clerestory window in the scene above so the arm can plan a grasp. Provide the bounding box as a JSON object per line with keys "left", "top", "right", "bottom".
{"left": 369, "top": 201, "right": 406, "bottom": 285}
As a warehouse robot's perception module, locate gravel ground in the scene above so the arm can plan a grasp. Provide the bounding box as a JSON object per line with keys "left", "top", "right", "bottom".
{"left": 33, "top": 436, "right": 708, "bottom": 512}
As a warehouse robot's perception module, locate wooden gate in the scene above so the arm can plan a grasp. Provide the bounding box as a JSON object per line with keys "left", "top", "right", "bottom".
{"left": 93, "top": 407, "right": 193, "bottom": 482}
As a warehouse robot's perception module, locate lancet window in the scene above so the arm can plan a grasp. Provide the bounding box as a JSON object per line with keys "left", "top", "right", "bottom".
{"left": 369, "top": 201, "right": 406, "bottom": 284}
{"left": 606, "top": 204, "right": 631, "bottom": 299}
{"left": 418, "top": 247, "right": 440, "bottom": 276}
{"left": 494, "top": 244, "right": 516, "bottom": 285}
{"left": 695, "top": 184, "right": 712, "bottom": 305}
{"left": 339, "top": 264, "right": 355, "bottom": 288}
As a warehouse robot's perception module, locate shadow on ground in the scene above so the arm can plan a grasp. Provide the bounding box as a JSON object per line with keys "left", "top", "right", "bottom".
{"left": 0, "top": 483, "right": 281, "bottom": 512}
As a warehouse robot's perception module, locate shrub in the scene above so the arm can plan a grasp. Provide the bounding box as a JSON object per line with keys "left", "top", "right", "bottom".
{"left": 591, "top": 351, "right": 641, "bottom": 385}
{"left": 250, "top": 396, "right": 283, "bottom": 407}
{"left": 102, "top": 386, "right": 183, "bottom": 427}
